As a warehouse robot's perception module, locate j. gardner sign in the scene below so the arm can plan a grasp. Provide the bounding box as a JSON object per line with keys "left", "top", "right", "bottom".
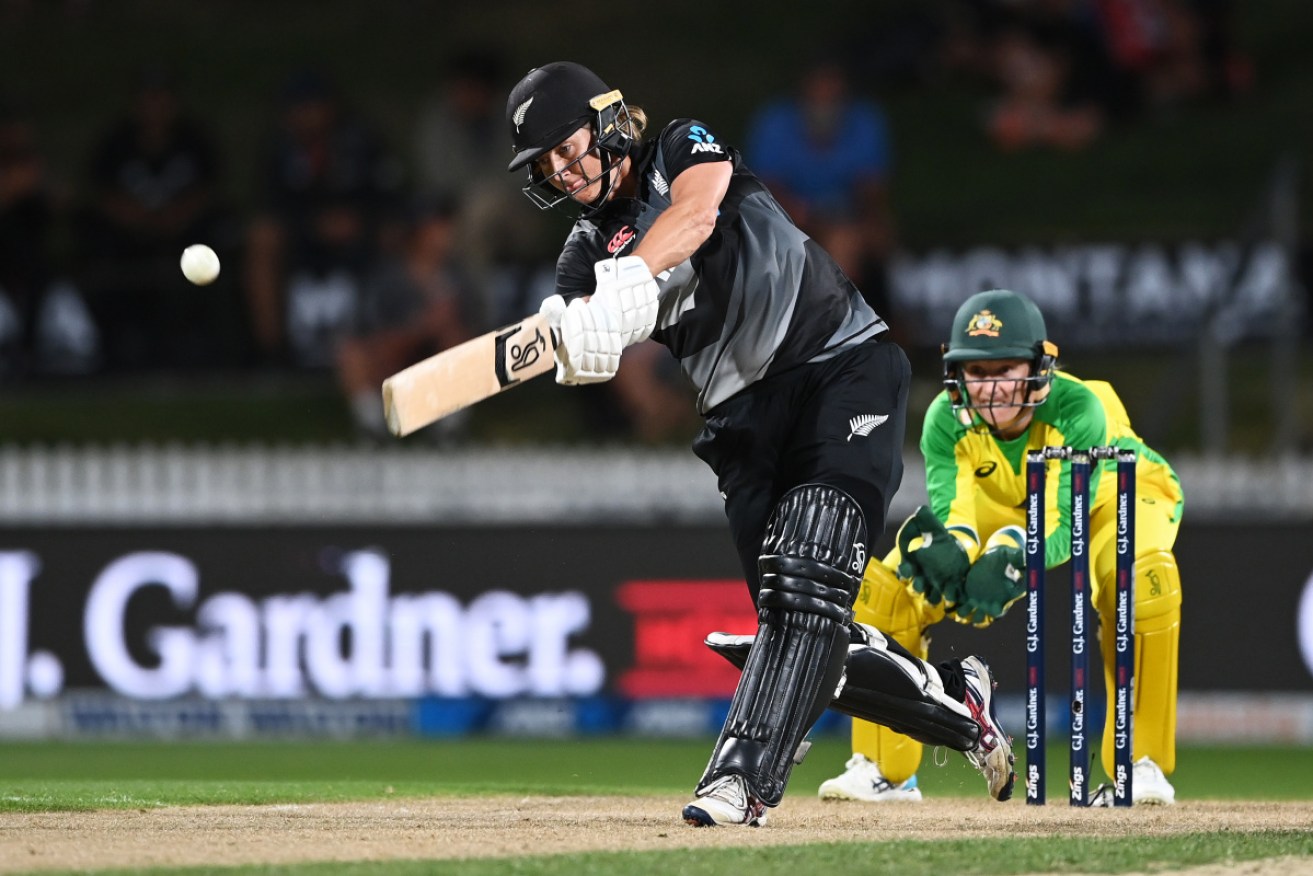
{"left": 0, "top": 523, "right": 1310, "bottom": 713}
{"left": 0, "top": 548, "right": 605, "bottom": 707}
{"left": 0, "top": 526, "right": 753, "bottom": 711}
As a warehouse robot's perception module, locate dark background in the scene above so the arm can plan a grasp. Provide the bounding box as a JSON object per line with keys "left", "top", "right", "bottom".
{"left": 2, "top": 1, "right": 1305, "bottom": 244}
{"left": 0, "top": 0, "right": 1309, "bottom": 451}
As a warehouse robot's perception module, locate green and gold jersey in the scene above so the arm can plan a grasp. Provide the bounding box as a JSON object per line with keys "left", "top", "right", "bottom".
{"left": 921, "top": 371, "right": 1182, "bottom": 569}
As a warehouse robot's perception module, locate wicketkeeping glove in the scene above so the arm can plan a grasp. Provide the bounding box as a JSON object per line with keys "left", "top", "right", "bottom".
{"left": 953, "top": 543, "right": 1026, "bottom": 628}
{"left": 538, "top": 294, "right": 622, "bottom": 385}
{"left": 590, "top": 255, "right": 660, "bottom": 347}
{"left": 895, "top": 505, "right": 970, "bottom": 607}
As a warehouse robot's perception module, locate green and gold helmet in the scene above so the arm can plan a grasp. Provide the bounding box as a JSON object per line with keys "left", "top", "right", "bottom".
{"left": 941, "top": 289, "right": 1060, "bottom": 428}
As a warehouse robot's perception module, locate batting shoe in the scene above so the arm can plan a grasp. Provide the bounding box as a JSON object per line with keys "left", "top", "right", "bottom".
{"left": 682, "top": 775, "right": 768, "bottom": 827}
{"left": 818, "top": 754, "right": 923, "bottom": 802}
{"left": 960, "top": 655, "right": 1017, "bottom": 801}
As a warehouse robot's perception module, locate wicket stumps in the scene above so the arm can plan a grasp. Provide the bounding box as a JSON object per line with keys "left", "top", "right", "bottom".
{"left": 1024, "top": 446, "right": 1136, "bottom": 807}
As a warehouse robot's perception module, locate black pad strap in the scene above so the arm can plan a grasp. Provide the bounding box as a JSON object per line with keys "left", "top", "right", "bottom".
{"left": 758, "top": 556, "right": 855, "bottom": 622}
{"left": 705, "top": 629, "right": 980, "bottom": 752}
{"left": 760, "top": 484, "right": 868, "bottom": 577}
{"left": 835, "top": 642, "right": 979, "bottom": 750}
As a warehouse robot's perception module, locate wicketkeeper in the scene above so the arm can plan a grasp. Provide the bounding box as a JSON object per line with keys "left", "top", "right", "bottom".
{"left": 819, "top": 288, "right": 1183, "bottom": 806}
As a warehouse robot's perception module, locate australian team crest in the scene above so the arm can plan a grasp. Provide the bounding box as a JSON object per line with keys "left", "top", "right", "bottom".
{"left": 966, "top": 309, "right": 1004, "bottom": 337}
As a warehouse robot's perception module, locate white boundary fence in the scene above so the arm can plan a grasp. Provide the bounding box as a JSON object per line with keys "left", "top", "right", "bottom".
{"left": 1, "top": 445, "right": 1311, "bottom": 525}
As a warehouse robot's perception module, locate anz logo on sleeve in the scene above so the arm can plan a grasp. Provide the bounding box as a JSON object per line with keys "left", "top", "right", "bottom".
{"left": 687, "top": 126, "right": 723, "bottom": 154}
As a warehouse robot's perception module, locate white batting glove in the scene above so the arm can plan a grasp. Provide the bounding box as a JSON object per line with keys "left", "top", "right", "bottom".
{"left": 539, "top": 293, "right": 568, "bottom": 331}
{"left": 591, "top": 255, "right": 659, "bottom": 347}
{"left": 538, "top": 293, "right": 573, "bottom": 382}
{"left": 541, "top": 295, "right": 622, "bottom": 385}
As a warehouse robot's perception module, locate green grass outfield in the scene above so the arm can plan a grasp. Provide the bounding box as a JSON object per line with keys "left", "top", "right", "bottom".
{"left": 2, "top": 739, "right": 1313, "bottom": 874}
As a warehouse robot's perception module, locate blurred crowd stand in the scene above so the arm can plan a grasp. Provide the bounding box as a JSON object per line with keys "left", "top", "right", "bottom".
{"left": 243, "top": 70, "right": 406, "bottom": 372}
{"left": 412, "top": 49, "right": 554, "bottom": 331}
{"left": 939, "top": 0, "right": 1253, "bottom": 151}
{"left": 0, "top": 98, "right": 103, "bottom": 379}
{"left": 77, "top": 67, "right": 244, "bottom": 372}
{"left": 744, "top": 56, "right": 899, "bottom": 329}
{"left": 0, "top": 3, "right": 1294, "bottom": 450}
{"left": 0, "top": 97, "right": 60, "bottom": 377}
{"left": 334, "top": 196, "right": 478, "bottom": 440}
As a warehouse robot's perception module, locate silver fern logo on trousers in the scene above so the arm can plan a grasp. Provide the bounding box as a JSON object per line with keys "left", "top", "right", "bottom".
{"left": 847, "top": 414, "right": 889, "bottom": 441}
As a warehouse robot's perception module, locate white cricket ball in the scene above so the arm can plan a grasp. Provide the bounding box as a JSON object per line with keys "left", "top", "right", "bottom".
{"left": 180, "top": 244, "right": 221, "bottom": 286}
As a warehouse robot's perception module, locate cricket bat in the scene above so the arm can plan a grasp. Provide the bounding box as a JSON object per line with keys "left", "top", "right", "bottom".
{"left": 381, "top": 314, "right": 557, "bottom": 437}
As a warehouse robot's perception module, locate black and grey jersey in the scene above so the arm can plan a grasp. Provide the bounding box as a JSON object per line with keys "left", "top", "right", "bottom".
{"left": 553, "top": 118, "right": 887, "bottom": 414}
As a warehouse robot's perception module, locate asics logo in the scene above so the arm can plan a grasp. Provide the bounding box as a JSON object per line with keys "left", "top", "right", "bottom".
{"left": 607, "top": 225, "right": 636, "bottom": 253}
{"left": 975, "top": 462, "right": 998, "bottom": 477}
{"left": 847, "top": 414, "right": 888, "bottom": 441}
{"left": 512, "top": 97, "right": 534, "bottom": 131}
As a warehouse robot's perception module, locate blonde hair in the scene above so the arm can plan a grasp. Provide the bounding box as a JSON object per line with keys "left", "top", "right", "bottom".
{"left": 621, "top": 103, "right": 648, "bottom": 142}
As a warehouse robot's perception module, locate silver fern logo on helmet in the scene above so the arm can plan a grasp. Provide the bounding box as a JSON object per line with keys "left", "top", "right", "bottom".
{"left": 512, "top": 96, "right": 534, "bottom": 132}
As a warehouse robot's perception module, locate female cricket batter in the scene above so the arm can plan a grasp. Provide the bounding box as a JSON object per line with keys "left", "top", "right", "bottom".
{"left": 503, "top": 61, "right": 1015, "bottom": 826}
{"left": 820, "top": 288, "right": 1182, "bottom": 806}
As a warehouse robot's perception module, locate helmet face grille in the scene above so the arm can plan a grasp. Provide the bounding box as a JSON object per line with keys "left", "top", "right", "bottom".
{"left": 517, "top": 105, "right": 634, "bottom": 219}
{"left": 944, "top": 372, "right": 1053, "bottom": 434}
{"left": 939, "top": 289, "right": 1060, "bottom": 432}
{"left": 521, "top": 137, "right": 618, "bottom": 218}
{"left": 942, "top": 344, "right": 1058, "bottom": 433}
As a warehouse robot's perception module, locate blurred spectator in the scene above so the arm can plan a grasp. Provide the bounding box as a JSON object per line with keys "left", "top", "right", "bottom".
{"left": 413, "top": 48, "right": 552, "bottom": 326}
{"left": 0, "top": 98, "right": 99, "bottom": 378}
{"left": 1093, "top": 0, "right": 1252, "bottom": 111}
{"left": 1190, "top": 0, "right": 1254, "bottom": 100}
{"left": 335, "top": 196, "right": 477, "bottom": 439}
{"left": 0, "top": 98, "right": 55, "bottom": 376}
{"left": 744, "top": 57, "right": 896, "bottom": 307}
{"left": 944, "top": 0, "right": 1253, "bottom": 151}
{"left": 245, "top": 69, "right": 404, "bottom": 369}
{"left": 77, "top": 66, "right": 239, "bottom": 371}
{"left": 985, "top": 20, "right": 1108, "bottom": 151}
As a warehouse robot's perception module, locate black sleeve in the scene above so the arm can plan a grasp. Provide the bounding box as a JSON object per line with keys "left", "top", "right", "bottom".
{"left": 658, "top": 118, "right": 736, "bottom": 184}
{"left": 554, "top": 224, "right": 604, "bottom": 300}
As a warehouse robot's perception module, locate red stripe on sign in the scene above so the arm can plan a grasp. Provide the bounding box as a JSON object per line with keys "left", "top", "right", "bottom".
{"left": 615, "top": 580, "right": 755, "bottom": 698}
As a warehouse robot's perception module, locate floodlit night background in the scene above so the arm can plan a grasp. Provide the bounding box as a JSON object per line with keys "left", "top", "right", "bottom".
{"left": 0, "top": 0, "right": 1310, "bottom": 743}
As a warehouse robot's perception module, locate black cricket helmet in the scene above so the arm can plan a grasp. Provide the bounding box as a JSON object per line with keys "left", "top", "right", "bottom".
{"left": 941, "top": 289, "right": 1060, "bottom": 428}
{"left": 505, "top": 61, "right": 634, "bottom": 217}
